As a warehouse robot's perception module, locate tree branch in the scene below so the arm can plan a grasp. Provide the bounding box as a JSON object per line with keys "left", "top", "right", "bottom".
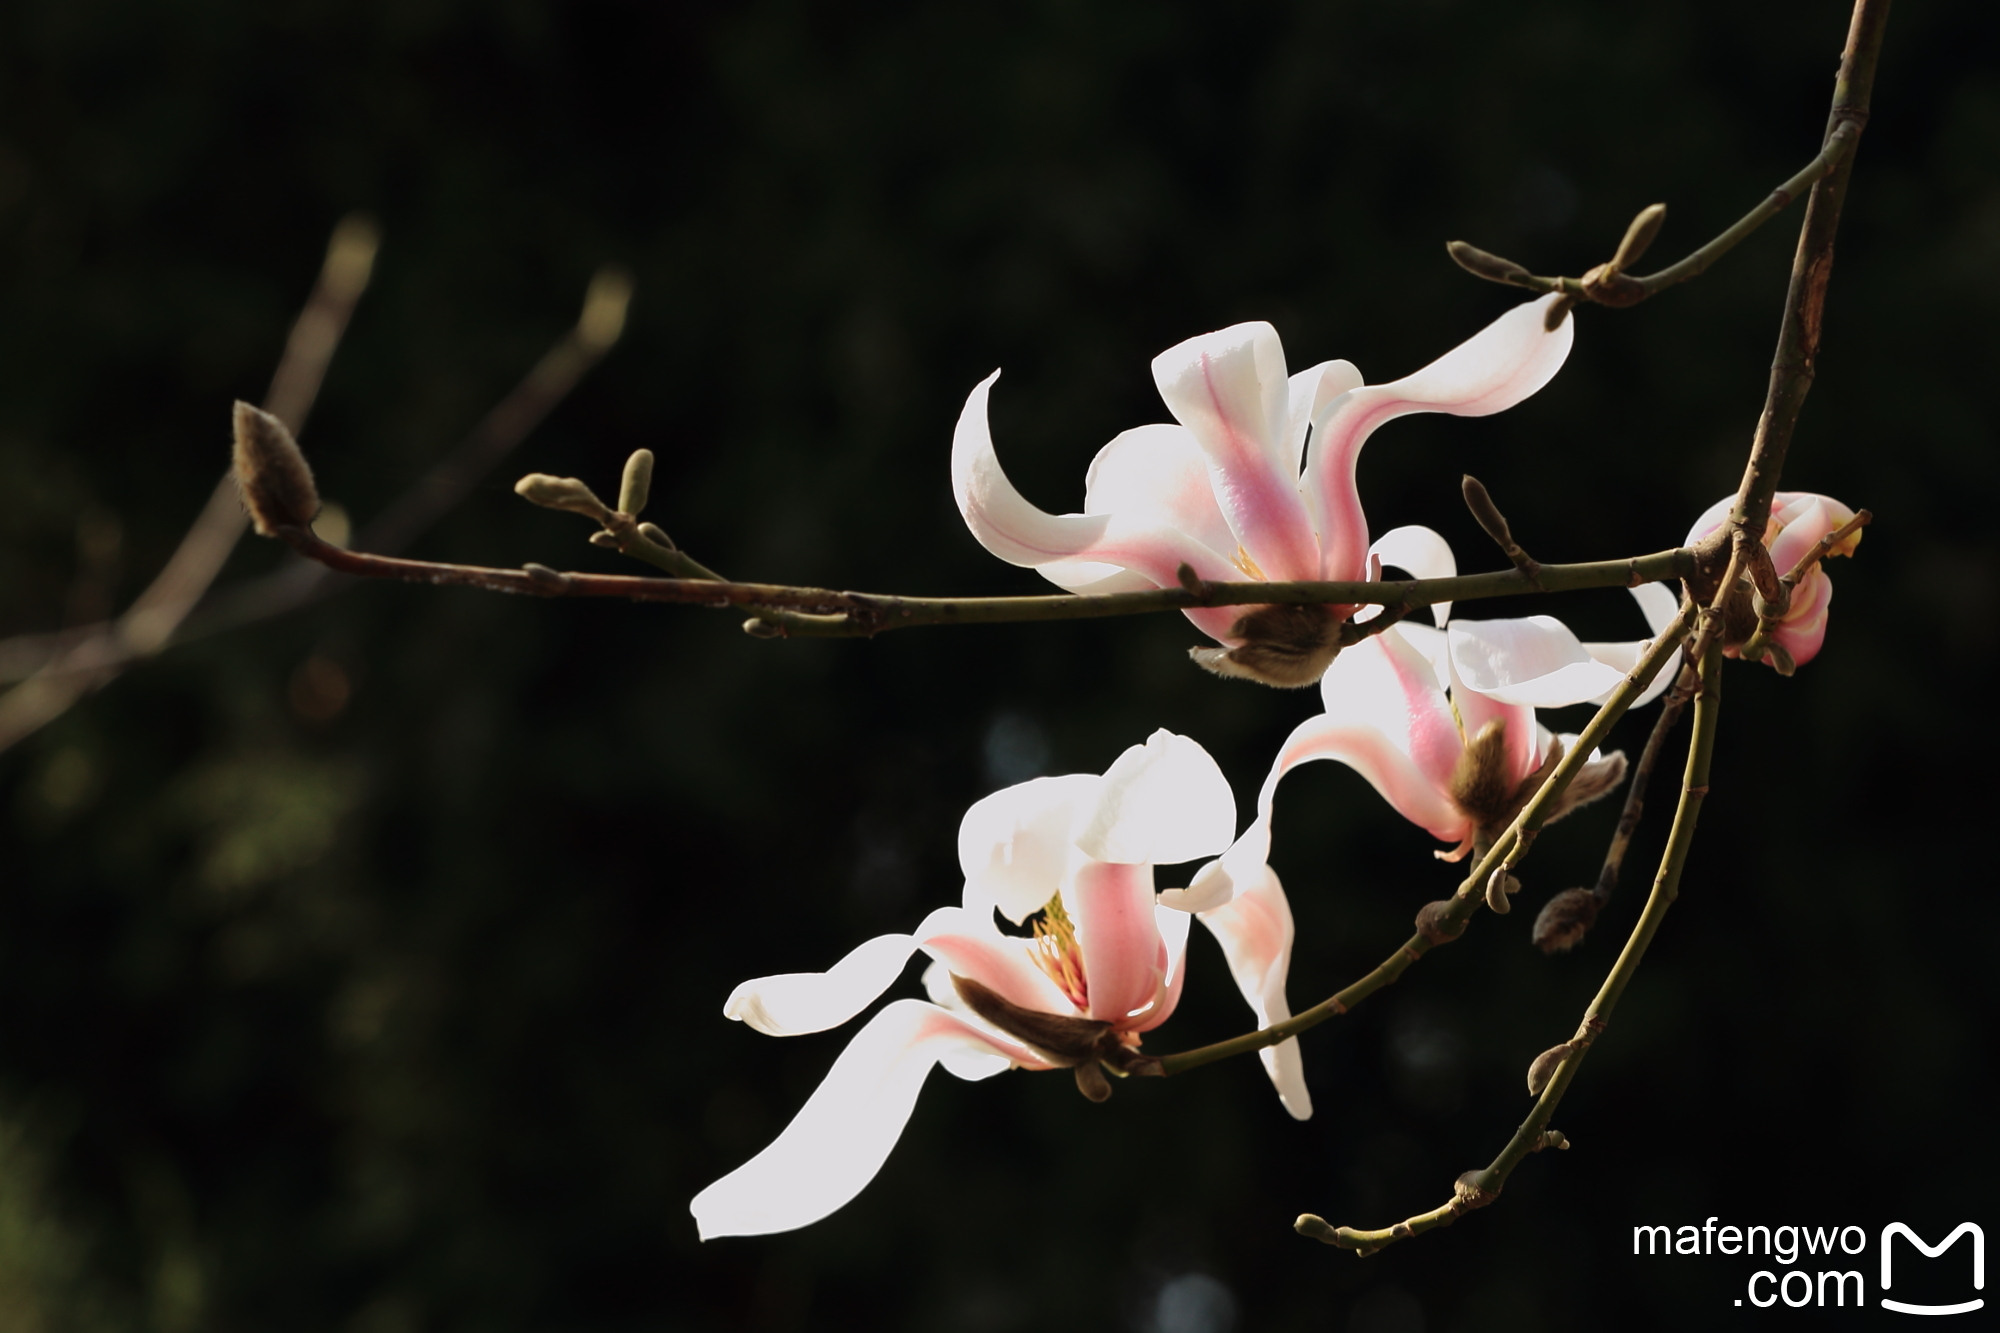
{"left": 1303, "top": 639, "right": 1724, "bottom": 1256}
{"left": 1149, "top": 596, "right": 1697, "bottom": 1079}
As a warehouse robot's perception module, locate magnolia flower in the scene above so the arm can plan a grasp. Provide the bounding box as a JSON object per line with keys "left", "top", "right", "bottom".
{"left": 1685, "top": 490, "right": 1861, "bottom": 671}
{"left": 691, "top": 730, "right": 1307, "bottom": 1240}
{"left": 1168, "top": 566, "right": 1680, "bottom": 911}
{"left": 953, "top": 295, "right": 1574, "bottom": 686}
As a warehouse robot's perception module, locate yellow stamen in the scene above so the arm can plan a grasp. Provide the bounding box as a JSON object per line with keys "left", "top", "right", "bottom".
{"left": 1232, "top": 545, "right": 1268, "bottom": 581}
{"left": 1030, "top": 893, "right": 1089, "bottom": 1012}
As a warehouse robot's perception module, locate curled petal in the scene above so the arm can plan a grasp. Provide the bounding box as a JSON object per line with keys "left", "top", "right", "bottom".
{"left": 957, "top": 773, "right": 1099, "bottom": 924}
{"left": 1306, "top": 295, "right": 1574, "bottom": 581}
{"left": 951, "top": 374, "right": 1240, "bottom": 629}
{"left": 1082, "top": 424, "right": 1238, "bottom": 564}
{"left": 724, "top": 932, "right": 920, "bottom": 1037}
{"left": 691, "top": 1000, "right": 1043, "bottom": 1240}
{"left": 1152, "top": 322, "right": 1320, "bottom": 582}
{"left": 1368, "top": 524, "right": 1459, "bottom": 625}
{"left": 953, "top": 372, "right": 1111, "bottom": 569}
{"left": 1068, "top": 860, "right": 1167, "bottom": 1024}
{"left": 1198, "top": 862, "right": 1310, "bottom": 1119}
{"left": 1075, "top": 729, "right": 1236, "bottom": 867}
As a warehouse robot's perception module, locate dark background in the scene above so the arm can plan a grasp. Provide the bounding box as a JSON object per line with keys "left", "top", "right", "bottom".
{"left": 1, "top": 2, "right": 1993, "bottom": 1330}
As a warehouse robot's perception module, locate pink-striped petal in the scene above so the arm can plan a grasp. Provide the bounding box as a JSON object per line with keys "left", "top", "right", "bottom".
{"left": 1152, "top": 322, "right": 1321, "bottom": 582}
{"left": 1771, "top": 568, "right": 1833, "bottom": 666}
{"left": 1197, "top": 861, "right": 1310, "bottom": 1119}
{"left": 1067, "top": 859, "right": 1165, "bottom": 1024}
{"left": 1305, "top": 295, "right": 1574, "bottom": 581}
{"left": 691, "top": 999, "right": 1046, "bottom": 1239}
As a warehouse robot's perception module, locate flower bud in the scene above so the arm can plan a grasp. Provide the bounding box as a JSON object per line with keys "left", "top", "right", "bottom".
{"left": 1526, "top": 1041, "right": 1576, "bottom": 1097}
{"left": 1484, "top": 867, "right": 1521, "bottom": 914}
{"left": 1073, "top": 1062, "right": 1112, "bottom": 1103}
{"left": 1445, "top": 240, "right": 1531, "bottom": 284}
{"left": 618, "top": 448, "right": 654, "bottom": 516}
{"left": 1294, "top": 1214, "right": 1340, "bottom": 1245}
{"left": 231, "top": 402, "right": 320, "bottom": 536}
{"left": 1531, "top": 887, "right": 1601, "bottom": 954}
{"left": 514, "top": 473, "right": 613, "bottom": 522}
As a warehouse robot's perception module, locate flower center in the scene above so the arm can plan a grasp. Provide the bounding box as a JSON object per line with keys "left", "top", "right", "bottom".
{"left": 1030, "top": 893, "right": 1089, "bottom": 1012}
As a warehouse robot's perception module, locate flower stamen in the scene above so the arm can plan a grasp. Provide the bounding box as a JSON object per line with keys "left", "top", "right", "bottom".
{"left": 1030, "top": 893, "right": 1089, "bottom": 1012}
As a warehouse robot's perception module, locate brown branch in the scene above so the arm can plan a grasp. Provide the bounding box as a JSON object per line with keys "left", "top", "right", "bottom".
{"left": 1691, "top": 0, "right": 1891, "bottom": 600}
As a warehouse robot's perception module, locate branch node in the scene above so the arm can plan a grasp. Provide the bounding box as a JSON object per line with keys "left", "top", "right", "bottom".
{"left": 522, "top": 562, "right": 571, "bottom": 594}
{"left": 742, "top": 617, "right": 785, "bottom": 639}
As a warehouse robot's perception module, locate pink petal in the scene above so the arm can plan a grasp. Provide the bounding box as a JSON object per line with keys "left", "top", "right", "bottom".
{"left": 1305, "top": 295, "right": 1573, "bottom": 581}
{"left": 1152, "top": 322, "right": 1321, "bottom": 582}
{"left": 690, "top": 999, "right": 1046, "bottom": 1239}
{"left": 1771, "top": 568, "right": 1833, "bottom": 666}
{"left": 1446, "top": 649, "right": 1540, "bottom": 791}
{"left": 1066, "top": 859, "right": 1165, "bottom": 1024}
{"left": 1197, "top": 861, "right": 1310, "bottom": 1119}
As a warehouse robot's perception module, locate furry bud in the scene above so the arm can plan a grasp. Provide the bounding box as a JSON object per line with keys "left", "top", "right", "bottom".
{"left": 1445, "top": 240, "right": 1530, "bottom": 284}
{"left": 1189, "top": 603, "right": 1341, "bottom": 688}
{"left": 1073, "top": 1063, "right": 1112, "bottom": 1103}
{"left": 1531, "top": 887, "right": 1601, "bottom": 954}
{"left": 231, "top": 402, "right": 320, "bottom": 536}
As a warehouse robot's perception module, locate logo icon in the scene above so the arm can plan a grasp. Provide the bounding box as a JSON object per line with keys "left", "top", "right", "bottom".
{"left": 1880, "top": 1223, "right": 1985, "bottom": 1316}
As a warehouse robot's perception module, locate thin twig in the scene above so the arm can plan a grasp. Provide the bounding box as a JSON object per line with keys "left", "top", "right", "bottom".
{"left": 257, "top": 517, "right": 1695, "bottom": 637}
{"left": 1446, "top": 120, "right": 1860, "bottom": 312}
{"left": 0, "top": 216, "right": 380, "bottom": 751}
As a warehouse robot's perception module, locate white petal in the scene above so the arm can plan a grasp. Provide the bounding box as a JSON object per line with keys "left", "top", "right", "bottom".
{"left": 957, "top": 773, "right": 1100, "bottom": 924}
{"left": 1629, "top": 582, "right": 1681, "bottom": 636}
{"left": 1368, "top": 524, "right": 1459, "bottom": 625}
{"left": 1074, "top": 729, "right": 1236, "bottom": 866}
{"left": 691, "top": 1000, "right": 1024, "bottom": 1239}
{"left": 1449, "top": 615, "right": 1627, "bottom": 708}
{"left": 1081, "top": 423, "right": 1239, "bottom": 561}
{"left": 723, "top": 933, "right": 921, "bottom": 1037}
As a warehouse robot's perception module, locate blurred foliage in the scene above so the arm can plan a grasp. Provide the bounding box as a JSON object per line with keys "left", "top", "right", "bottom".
{"left": 0, "top": 1, "right": 1995, "bottom": 1330}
